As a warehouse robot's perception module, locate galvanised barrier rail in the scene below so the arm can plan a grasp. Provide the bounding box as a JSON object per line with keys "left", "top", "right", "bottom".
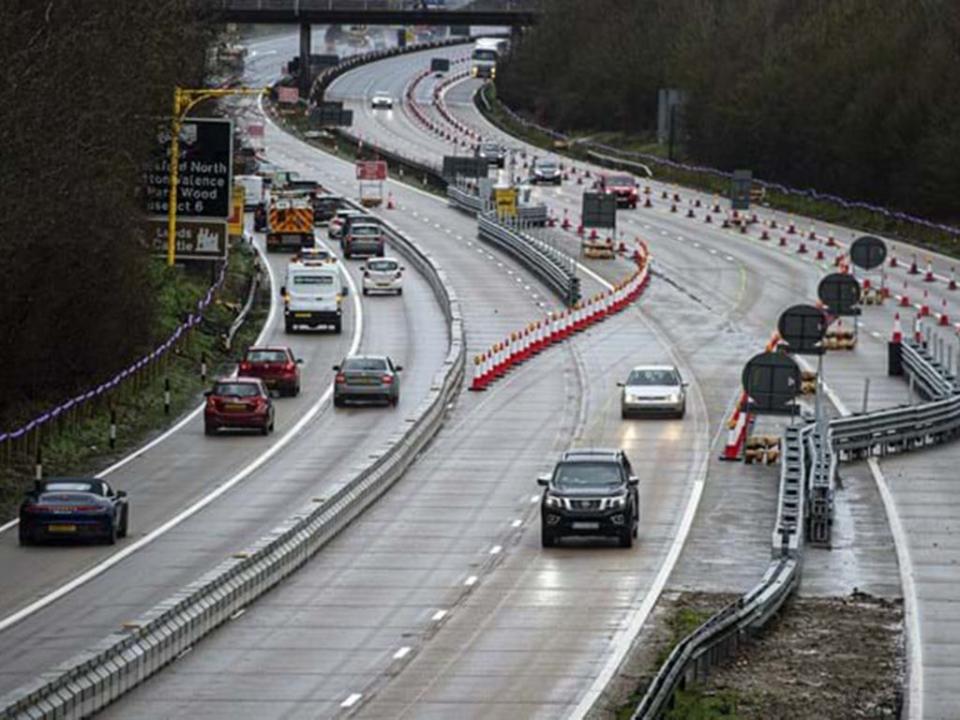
{"left": 0, "top": 205, "right": 464, "bottom": 720}
{"left": 0, "top": 261, "right": 228, "bottom": 460}
{"left": 633, "top": 337, "right": 960, "bottom": 718}
{"left": 477, "top": 211, "right": 580, "bottom": 306}
{"left": 901, "top": 338, "right": 957, "bottom": 401}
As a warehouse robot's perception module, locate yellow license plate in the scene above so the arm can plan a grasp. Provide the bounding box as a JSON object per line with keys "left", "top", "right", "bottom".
{"left": 47, "top": 524, "right": 77, "bottom": 533}
{"left": 225, "top": 402, "right": 246, "bottom": 411}
{"left": 294, "top": 313, "right": 311, "bottom": 318}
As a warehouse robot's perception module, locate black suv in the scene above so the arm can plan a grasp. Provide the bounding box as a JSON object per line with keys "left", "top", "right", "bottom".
{"left": 538, "top": 448, "right": 639, "bottom": 548}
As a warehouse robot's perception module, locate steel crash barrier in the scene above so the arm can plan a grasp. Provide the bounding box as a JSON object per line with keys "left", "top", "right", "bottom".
{"left": 0, "top": 207, "right": 465, "bottom": 720}
{"left": 477, "top": 211, "right": 580, "bottom": 307}
{"left": 632, "top": 336, "right": 959, "bottom": 718}
{"left": 447, "top": 183, "right": 548, "bottom": 225}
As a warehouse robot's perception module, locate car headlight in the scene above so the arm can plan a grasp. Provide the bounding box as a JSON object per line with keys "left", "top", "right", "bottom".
{"left": 667, "top": 393, "right": 679, "bottom": 403}
{"left": 544, "top": 493, "right": 564, "bottom": 509}
{"left": 606, "top": 494, "right": 628, "bottom": 509}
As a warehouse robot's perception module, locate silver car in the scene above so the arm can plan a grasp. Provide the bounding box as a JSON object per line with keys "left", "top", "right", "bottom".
{"left": 619, "top": 365, "right": 687, "bottom": 419}
{"left": 333, "top": 355, "right": 402, "bottom": 407}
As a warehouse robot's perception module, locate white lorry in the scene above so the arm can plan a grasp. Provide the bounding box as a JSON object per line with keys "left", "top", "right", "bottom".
{"left": 236, "top": 174, "right": 265, "bottom": 210}
{"left": 470, "top": 38, "right": 506, "bottom": 80}
{"left": 281, "top": 262, "right": 343, "bottom": 334}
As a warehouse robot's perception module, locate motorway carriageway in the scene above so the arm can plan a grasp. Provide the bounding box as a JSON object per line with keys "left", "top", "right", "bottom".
{"left": 0, "top": 134, "right": 449, "bottom": 709}
{"left": 94, "top": 38, "right": 714, "bottom": 720}
{"left": 341, "top": 43, "right": 960, "bottom": 718}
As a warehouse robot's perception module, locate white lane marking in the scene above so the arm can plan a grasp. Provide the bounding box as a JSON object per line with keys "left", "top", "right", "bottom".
{"left": 510, "top": 519, "right": 522, "bottom": 528}
{"left": 393, "top": 646, "right": 412, "bottom": 660}
{"left": 0, "top": 252, "right": 363, "bottom": 634}
{"left": 568, "top": 258, "right": 710, "bottom": 720}
{"left": 489, "top": 545, "right": 502, "bottom": 555}
{"left": 725, "top": 255, "right": 735, "bottom": 262}
{"left": 0, "top": 242, "right": 278, "bottom": 538}
{"left": 464, "top": 575, "right": 478, "bottom": 587}
{"left": 530, "top": 494, "right": 540, "bottom": 503}
{"left": 341, "top": 693, "right": 363, "bottom": 709}
{"left": 431, "top": 609, "right": 447, "bottom": 621}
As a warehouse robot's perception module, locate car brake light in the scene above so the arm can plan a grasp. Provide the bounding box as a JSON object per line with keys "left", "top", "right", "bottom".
{"left": 239, "top": 362, "right": 251, "bottom": 373}
{"left": 382, "top": 375, "right": 393, "bottom": 384}
{"left": 336, "top": 373, "right": 346, "bottom": 384}
{"left": 284, "top": 362, "right": 296, "bottom": 372}
{"left": 73, "top": 505, "right": 101, "bottom": 512}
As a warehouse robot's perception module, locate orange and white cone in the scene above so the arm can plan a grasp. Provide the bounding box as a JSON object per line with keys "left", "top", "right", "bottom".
{"left": 891, "top": 313, "right": 903, "bottom": 344}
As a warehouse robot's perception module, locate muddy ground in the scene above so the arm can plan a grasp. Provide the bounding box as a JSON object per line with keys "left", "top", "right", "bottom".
{"left": 591, "top": 591, "right": 903, "bottom": 720}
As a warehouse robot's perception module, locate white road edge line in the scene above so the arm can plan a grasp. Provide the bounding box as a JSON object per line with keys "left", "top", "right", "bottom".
{"left": 0, "top": 242, "right": 280, "bottom": 538}
{"left": 800, "top": 357, "right": 922, "bottom": 720}
{"left": 0, "top": 247, "right": 364, "bottom": 634}
{"left": 568, "top": 259, "right": 709, "bottom": 720}
{"left": 340, "top": 693, "right": 362, "bottom": 709}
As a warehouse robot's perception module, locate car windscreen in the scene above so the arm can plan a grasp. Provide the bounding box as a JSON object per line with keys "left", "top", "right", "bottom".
{"left": 213, "top": 382, "right": 259, "bottom": 397}
{"left": 627, "top": 369, "right": 679, "bottom": 386}
{"left": 292, "top": 274, "right": 334, "bottom": 286}
{"left": 343, "top": 358, "right": 388, "bottom": 372}
{"left": 246, "top": 350, "right": 287, "bottom": 363}
{"left": 367, "top": 260, "right": 398, "bottom": 272}
{"left": 472, "top": 49, "right": 497, "bottom": 62}
{"left": 608, "top": 175, "right": 634, "bottom": 187}
{"left": 350, "top": 225, "right": 381, "bottom": 237}
{"left": 552, "top": 462, "right": 622, "bottom": 491}
{"left": 537, "top": 162, "right": 557, "bottom": 172}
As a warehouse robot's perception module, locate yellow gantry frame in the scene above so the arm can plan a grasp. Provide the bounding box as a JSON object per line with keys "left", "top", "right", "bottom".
{"left": 166, "top": 86, "right": 267, "bottom": 266}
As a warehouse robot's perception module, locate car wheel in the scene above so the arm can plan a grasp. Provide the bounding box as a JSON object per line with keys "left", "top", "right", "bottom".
{"left": 285, "top": 319, "right": 295, "bottom": 334}
{"left": 333, "top": 319, "right": 342, "bottom": 334}
{"left": 119, "top": 507, "right": 129, "bottom": 538}
{"left": 377, "top": 248, "right": 385, "bottom": 257}
{"left": 396, "top": 288, "right": 403, "bottom": 296}
{"left": 105, "top": 519, "right": 118, "bottom": 546}
{"left": 362, "top": 287, "right": 369, "bottom": 296}
{"left": 389, "top": 396, "right": 399, "bottom": 407}
{"left": 204, "top": 422, "right": 217, "bottom": 436}
{"left": 293, "top": 383, "right": 301, "bottom": 398}
{"left": 621, "top": 408, "right": 629, "bottom": 420}
{"left": 18, "top": 523, "right": 32, "bottom": 546}
{"left": 334, "top": 396, "right": 345, "bottom": 408}
{"left": 541, "top": 526, "right": 556, "bottom": 548}
{"left": 618, "top": 528, "right": 633, "bottom": 548}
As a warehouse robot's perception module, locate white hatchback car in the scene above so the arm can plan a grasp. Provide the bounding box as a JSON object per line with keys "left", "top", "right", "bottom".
{"left": 618, "top": 365, "right": 687, "bottom": 419}
{"left": 361, "top": 257, "right": 404, "bottom": 296}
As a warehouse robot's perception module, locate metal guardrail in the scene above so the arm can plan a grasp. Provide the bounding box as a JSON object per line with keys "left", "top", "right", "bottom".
{"left": 448, "top": 183, "right": 548, "bottom": 226}
{"left": 634, "top": 337, "right": 960, "bottom": 718}
{"left": 223, "top": 251, "right": 262, "bottom": 351}
{"left": 477, "top": 211, "right": 580, "bottom": 306}
{"left": 0, "top": 208, "right": 465, "bottom": 720}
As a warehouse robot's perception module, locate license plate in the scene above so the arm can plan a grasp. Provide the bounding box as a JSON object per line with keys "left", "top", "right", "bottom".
{"left": 294, "top": 312, "right": 311, "bottom": 318}
{"left": 225, "top": 402, "right": 247, "bottom": 411}
{"left": 571, "top": 522, "right": 600, "bottom": 531}
{"left": 353, "top": 378, "right": 375, "bottom": 385}
{"left": 376, "top": 282, "right": 392, "bottom": 287}
{"left": 47, "top": 524, "right": 77, "bottom": 533}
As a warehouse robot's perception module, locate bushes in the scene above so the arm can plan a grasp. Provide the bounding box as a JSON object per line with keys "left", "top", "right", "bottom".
{"left": 0, "top": 0, "right": 213, "bottom": 426}
{"left": 498, "top": 0, "right": 960, "bottom": 222}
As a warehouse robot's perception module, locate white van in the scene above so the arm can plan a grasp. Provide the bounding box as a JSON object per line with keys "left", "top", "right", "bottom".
{"left": 236, "top": 175, "right": 265, "bottom": 209}
{"left": 282, "top": 263, "right": 343, "bottom": 334}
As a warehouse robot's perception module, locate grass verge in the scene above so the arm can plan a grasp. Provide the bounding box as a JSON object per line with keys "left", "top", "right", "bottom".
{"left": 479, "top": 84, "right": 960, "bottom": 256}
{"left": 0, "top": 240, "right": 267, "bottom": 522}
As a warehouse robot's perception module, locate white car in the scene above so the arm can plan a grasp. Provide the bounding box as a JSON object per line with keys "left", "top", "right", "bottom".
{"left": 291, "top": 243, "right": 349, "bottom": 296}
{"left": 618, "top": 365, "right": 687, "bottom": 419}
{"left": 371, "top": 92, "right": 394, "bottom": 109}
{"left": 361, "top": 257, "right": 404, "bottom": 296}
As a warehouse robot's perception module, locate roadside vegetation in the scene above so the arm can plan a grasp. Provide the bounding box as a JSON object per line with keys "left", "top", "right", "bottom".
{"left": 0, "top": 1, "right": 212, "bottom": 429}
{"left": 496, "top": 0, "right": 960, "bottom": 248}
{"left": 0, "top": 244, "right": 266, "bottom": 522}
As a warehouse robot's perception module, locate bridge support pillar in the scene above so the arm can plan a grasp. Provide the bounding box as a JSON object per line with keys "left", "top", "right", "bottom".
{"left": 299, "top": 22, "right": 312, "bottom": 101}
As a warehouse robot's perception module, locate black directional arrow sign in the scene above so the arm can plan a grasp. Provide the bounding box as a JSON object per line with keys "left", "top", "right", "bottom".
{"left": 742, "top": 351, "right": 801, "bottom": 415}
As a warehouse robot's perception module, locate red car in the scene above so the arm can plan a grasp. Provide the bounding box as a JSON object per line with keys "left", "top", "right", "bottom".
{"left": 239, "top": 346, "right": 302, "bottom": 396}
{"left": 204, "top": 378, "right": 275, "bottom": 436}
{"left": 596, "top": 173, "right": 639, "bottom": 208}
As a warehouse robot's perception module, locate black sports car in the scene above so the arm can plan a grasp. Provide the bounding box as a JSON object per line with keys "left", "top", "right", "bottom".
{"left": 19, "top": 478, "right": 129, "bottom": 546}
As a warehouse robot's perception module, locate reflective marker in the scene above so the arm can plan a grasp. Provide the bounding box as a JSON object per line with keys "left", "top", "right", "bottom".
{"left": 431, "top": 609, "right": 447, "bottom": 621}
{"left": 465, "top": 575, "right": 478, "bottom": 586}
{"left": 341, "top": 693, "right": 362, "bottom": 709}
{"left": 393, "top": 646, "right": 411, "bottom": 660}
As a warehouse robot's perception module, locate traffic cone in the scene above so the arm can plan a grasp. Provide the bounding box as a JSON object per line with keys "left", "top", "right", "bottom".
{"left": 577, "top": 223, "right": 584, "bottom": 237}
{"left": 797, "top": 242, "right": 808, "bottom": 254}
{"left": 469, "top": 354, "right": 487, "bottom": 391}
{"left": 694, "top": 198, "right": 702, "bottom": 208}
{"left": 589, "top": 228, "right": 599, "bottom": 241}
{"left": 770, "top": 219, "right": 779, "bottom": 229}
{"left": 644, "top": 185, "right": 652, "bottom": 195}
{"left": 644, "top": 196, "right": 653, "bottom": 208}
{"left": 787, "top": 219, "right": 797, "bottom": 235}
{"left": 914, "top": 315, "right": 923, "bottom": 344}
{"left": 950, "top": 267, "right": 958, "bottom": 290}
{"left": 670, "top": 203, "right": 677, "bottom": 213}
{"left": 722, "top": 216, "right": 731, "bottom": 229}
{"left": 924, "top": 259, "right": 935, "bottom": 282}
{"left": 939, "top": 298, "right": 950, "bottom": 326}
{"left": 779, "top": 236, "right": 788, "bottom": 247}
{"left": 919, "top": 290, "right": 930, "bottom": 317}
{"left": 808, "top": 226, "right": 817, "bottom": 240}
{"left": 815, "top": 245, "right": 825, "bottom": 260}
{"left": 889, "top": 251, "right": 898, "bottom": 268}
{"left": 900, "top": 282, "right": 911, "bottom": 307}
{"left": 891, "top": 313, "right": 903, "bottom": 344}
{"left": 740, "top": 222, "right": 747, "bottom": 234}
{"left": 386, "top": 193, "right": 395, "bottom": 209}
{"left": 673, "top": 192, "right": 681, "bottom": 203}
{"left": 826, "top": 234, "right": 836, "bottom": 247}
{"left": 687, "top": 206, "right": 695, "bottom": 218}
{"left": 909, "top": 254, "right": 919, "bottom": 275}
{"left": 760, "top": 228, "right": 770, "bottom": 240}
{"left": 561, "top": 211, "right": 571, "bottom": 231}
{"left": 661, "top": 190, "right": 668, "bottom": 200}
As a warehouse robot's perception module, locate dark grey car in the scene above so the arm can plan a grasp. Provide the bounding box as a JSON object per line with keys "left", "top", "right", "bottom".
{"left": 333, "top": 355, "right": 402, "bottom": 407}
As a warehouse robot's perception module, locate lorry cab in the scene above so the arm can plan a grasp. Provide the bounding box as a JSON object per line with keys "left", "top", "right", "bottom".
{"left": 282, "top": 263, "right": 343, "bottom": 334}
{"left": 471, "top": 38, "right": 505, "bottom": 79}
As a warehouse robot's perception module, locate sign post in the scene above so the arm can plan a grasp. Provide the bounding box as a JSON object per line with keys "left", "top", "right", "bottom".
{"left": 156, "top": 86, "right": 266, "bottom": 266}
